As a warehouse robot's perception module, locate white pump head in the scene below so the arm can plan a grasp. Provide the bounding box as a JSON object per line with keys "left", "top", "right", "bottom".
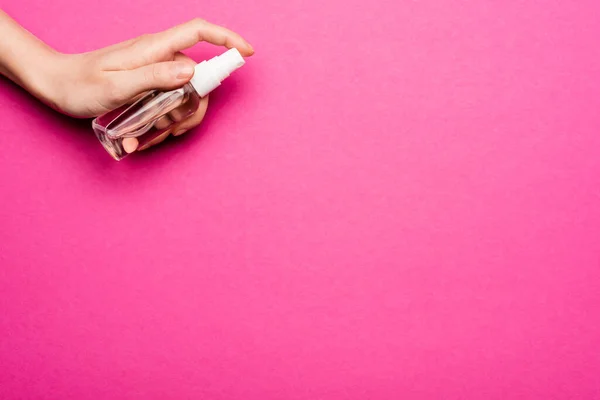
{"left": 190, "top": 48, "right": 246, "bottom": 97}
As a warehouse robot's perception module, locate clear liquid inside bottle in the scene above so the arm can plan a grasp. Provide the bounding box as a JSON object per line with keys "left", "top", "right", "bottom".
{"left": 92, "top": 83, "right": 201, "bottom": 160}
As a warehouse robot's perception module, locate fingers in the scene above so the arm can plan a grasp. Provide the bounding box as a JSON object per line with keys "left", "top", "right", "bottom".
{"left": 116, "top": 18, "right": 254, "bottom": 68}
{"left": 137, "top": 129, "right": 172, "bottom": 151}
{"left": 138, "top": 95, "right": 209, "bottom": 151}
{"left": 172, "top": 95, "right": 210, "bottom": 136}
{"left": 113, "top": 50, "right": 211, "bottom": 154}
{"left": 108, "top": 60, "right": 195, "bottom": 102}
{"left": 160, "top": 18, "right": 254, "bottom": 55}
{"left": 154, "top": 114, "right": 174, "bottom": 129}
{"left": 173, "top": 51, "right": 193, "bottom": 64}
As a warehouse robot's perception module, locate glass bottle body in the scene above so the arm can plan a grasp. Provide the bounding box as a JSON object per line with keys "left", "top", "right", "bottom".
{"left": 92, "top": 83, "right": 201, "bottom": 160}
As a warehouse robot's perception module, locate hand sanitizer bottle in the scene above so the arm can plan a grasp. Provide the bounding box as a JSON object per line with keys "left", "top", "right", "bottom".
{"left": 92, "top": 48, "right": 246, "bottom": 160}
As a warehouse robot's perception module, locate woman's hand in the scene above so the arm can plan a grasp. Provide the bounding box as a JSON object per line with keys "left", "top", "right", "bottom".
{"left": 0, "top": 13, "right": 254, "bottom": 152}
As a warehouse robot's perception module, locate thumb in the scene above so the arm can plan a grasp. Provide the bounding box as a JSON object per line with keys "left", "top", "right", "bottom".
{"left": 111, "top": 61, "right": 195, "bottom": 101}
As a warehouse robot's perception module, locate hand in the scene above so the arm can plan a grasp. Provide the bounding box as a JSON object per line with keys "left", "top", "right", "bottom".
{"left": 0, "top": 13, "right": 254, "bottom": 152}
{"left": 53, "top": 19, "right": 253, "bottom": 152}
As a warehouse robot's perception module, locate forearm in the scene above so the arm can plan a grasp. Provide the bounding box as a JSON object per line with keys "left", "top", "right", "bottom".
{"left": 0, "top": 10, "right": 62, "bottom": 101}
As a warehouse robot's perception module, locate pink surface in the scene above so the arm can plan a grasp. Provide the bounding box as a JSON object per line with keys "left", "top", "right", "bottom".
{"left": 1, "top": 0, "right": 600, "bottom": 398}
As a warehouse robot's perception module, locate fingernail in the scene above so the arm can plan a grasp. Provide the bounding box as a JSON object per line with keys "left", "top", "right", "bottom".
{"left": 246, "top": 42, "right": 255, "bottom": 53}
{"left": 122, "top": 138, "right": 138, "bottom": 153}
{"left": 175, "top": 63, "right": 194, "bottom": 79}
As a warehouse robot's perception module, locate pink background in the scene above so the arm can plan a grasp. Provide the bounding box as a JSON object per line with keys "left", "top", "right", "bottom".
{"left": 1, "top": 0, "right": 600, "bottom": 398}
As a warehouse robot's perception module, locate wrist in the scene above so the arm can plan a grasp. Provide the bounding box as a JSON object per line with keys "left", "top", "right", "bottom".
{"left": 13, "top": 49, "right": 69, "bottom": 111}
{"left": 0, "top": 11, "right": 70, "bottom": 112}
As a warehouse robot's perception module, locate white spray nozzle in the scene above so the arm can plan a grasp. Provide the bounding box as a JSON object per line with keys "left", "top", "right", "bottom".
{"left": 190, "top": 48, "right": 246, "bottom": 97}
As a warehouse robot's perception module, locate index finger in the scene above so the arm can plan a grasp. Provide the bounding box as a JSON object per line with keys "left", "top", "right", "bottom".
{"left": 162, "top": 18, "right": 253, "bottom": 55}
{"left": 126, "top": 18, "right": 254, "bottom": 67}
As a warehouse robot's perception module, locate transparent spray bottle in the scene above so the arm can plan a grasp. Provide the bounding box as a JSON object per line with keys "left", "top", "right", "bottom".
{"left": 92, "top": 48, "right": 246, "bottom": 160}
